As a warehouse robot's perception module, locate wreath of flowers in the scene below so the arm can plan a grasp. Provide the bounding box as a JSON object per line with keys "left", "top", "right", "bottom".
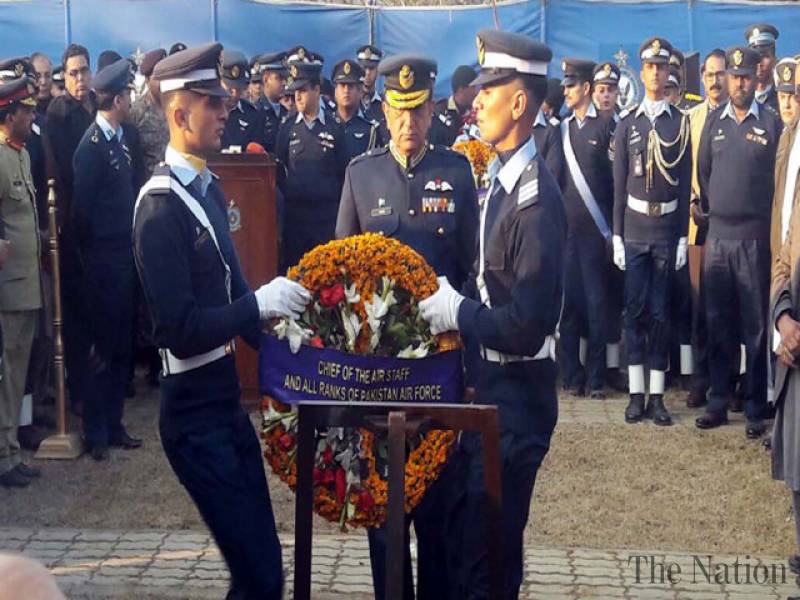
{"left": 453, "top": 137, "right": 496, "bottom": 189}
{"left": 261, "top": 233, "right": 459, "bottom": 529}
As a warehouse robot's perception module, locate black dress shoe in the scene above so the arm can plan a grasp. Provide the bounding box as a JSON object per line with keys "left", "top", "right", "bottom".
{"left": 746, "top": 419, "right": 767, "bottom": 440}
{"left": 696, "top": 410, "right": 728, "bottom": 429}
{"left": 625, "top": 394, "right": 645, "bottom": 423}
{"left": 90, "top": 445, "right": 109, "bottom": 461}
{"left": 0, "top": 468, "right": 31, "bottom": 488}
{"left": 686, "top": 387, "right": 708, "bottom": 408}
{"left": 15, "top": 463, "right": 41, "bottom": 478}
{"left": 788, "top": 554, "right": 800, "bottom": 575}
{"left": 110, "top": 431, "right": 142, "bottom": 449}
{"left": 589, "top": 389, "right": 606, "bottom": 400}
{"left": 645, "top": 394, "right": 673, "bottom": 426}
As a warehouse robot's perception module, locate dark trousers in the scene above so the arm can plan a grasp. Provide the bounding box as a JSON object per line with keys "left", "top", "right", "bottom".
{"left": 688, "top": 245, "right": 709, "bottom": 391}
{"left": 669, "top": 258, "right": 692, "bottom": 373}
{"left": 367, "top": 453, "right": 463, "bottom": 600}
{"left": 704, "top": 238, "right": 770, "bottom": 419}
{"left": 606, "top": 263, "right": 624, "bottom": 346}
{"left": 62, "top": 277, "right": 88, "bottom": 411}
{"left": 161, "top": 410, "right": 283, "bottom": 599}
{"left": 81, "top": 259, "right": 136, "bottom": 448}
{"left": 454, "top": 430, "right": 549, "bottom": 600}
{"left": 623, "top": 240, "right": 676, "bottom": 371}
{"left": 561, "top": 231, "right": 609, "bottom": 390}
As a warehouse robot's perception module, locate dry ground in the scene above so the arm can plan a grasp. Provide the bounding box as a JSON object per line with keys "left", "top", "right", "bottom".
{"left": 0, "top": 374, "right": 793, "bottom": 558}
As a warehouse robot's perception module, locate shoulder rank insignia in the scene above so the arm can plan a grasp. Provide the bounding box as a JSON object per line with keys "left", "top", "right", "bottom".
{"left": 517, "top": 178, "right": 539, "bottom": 205}
{"left": 90, "top": 129, "right": 99, "bottom": 143}
{"left": 549, "top": 116, "right": 559, "bottom": 127}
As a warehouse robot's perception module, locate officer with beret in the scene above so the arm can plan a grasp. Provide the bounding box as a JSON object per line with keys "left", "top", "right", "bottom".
{"left": 336, "top": 53, "right": 478, "bottom": 600}
{"left": 357, "top": 44, "right": 384, "bottom": 125}
{"left": 133, "top": 42, "right": 310, "bottom": 598}
{"left": 746, "top": 23, "right": 780, "bottom": 111}
{"left": 612, "top": 37, "right": 691, "bottom": 426}
{"left": 775, "top": 58, "right": 799, "bottom": 126}
{"left": 430, "top": 65, "right": 477, "bottom": 146}
{"left": 532, "top": 94, "right": 564, "bottom": 186}
{"left": 695, "top": 45, "right": 782, "bottom": 438}
{"left": 419, "top": 29, "right": 566, "bottom": 598}
{"left": 330, "top": 59, "right": 380, "bottom": 162}
{"left": 256, "top": 51, "right": 289, "bottom": 153}
{"left": 72, "top": 59, "right": 142, "bottom": 460}
{"left": 275, "top": 60, "right": 347, "bottom": 269}
{"left": 593, "top": 61, "right": 621, "bottom": 119}
{"left": 558, "top": 58, "right": 616, "bottom": 399}
{"left": 220, "top": 50, "right": 264, "bottom": 151}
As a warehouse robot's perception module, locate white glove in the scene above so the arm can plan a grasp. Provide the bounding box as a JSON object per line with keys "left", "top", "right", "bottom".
{"left": 255, "top": 277, "right": 311, "bottom": 320}
{"left": 675, "top": 237, "right": 688, "bottom": 270}
{"left": 612, "top": 235, "right": 625, "bottom": 271}
{"left": 418, "top": 276, "right": 465, "bottom": 335}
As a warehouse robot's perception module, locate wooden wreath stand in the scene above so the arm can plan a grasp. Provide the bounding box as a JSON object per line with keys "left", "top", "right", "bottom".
{"left": 292, "top": 401, "right": 504, "bottom": 600}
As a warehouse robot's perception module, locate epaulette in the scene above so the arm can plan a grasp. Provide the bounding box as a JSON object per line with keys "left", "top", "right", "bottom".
{"left": 350, "top": 145, "right": 389, "bottom": 165}
{"left": 516, "top": 158, "right": 540, "bottom": 209}
{"left": 146, "top": 163, "right": 172, "bottom": 196}
{"left": 90, "top": 126, "right": 100, "bottom": 144}
{"left": 618, "top": 105, "right": 637, "bottom": 120}
{"left": 548, "top": 116, "right": 560, "bottom": 127}
{"left": 431, "top": 143, "right": 471, "bottom": 165}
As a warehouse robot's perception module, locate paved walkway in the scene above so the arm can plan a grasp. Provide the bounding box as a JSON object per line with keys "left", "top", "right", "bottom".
{"left": 1, "top": 527, "right": 797, "bottom": 599}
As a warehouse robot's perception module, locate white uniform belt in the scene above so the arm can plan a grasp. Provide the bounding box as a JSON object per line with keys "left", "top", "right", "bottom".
{"left": 160, "top": 342, "right": 235, "bottom": 376}
{"left": 627, "top": 195, "right": 677, "bottom": 217}
{"left": 480, "top": 335, "right": 555, "bottom": 364}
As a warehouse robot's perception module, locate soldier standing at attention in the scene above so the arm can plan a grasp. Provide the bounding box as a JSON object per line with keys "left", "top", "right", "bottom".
{"left": 746, "top": 23, "right": 780, "bottom": 112}
{"left": 612, "top": 37, "right": 691, "bottom": 427}
{"left": 357, "top": 45, "right": 384, "bottom": 125}
{"left": 72, "top": 59, "right": 144, "bottom": 460}
{"left": 133, "top": 43, "right": 310, "bottom": 598}
{"left": 331, "top": 59, "right": 380, "bottom": 163}
{"left": 420, "top": 29, "right": 566, "bottom": 598}
{"left": 220, "top": 50, "right": 264, "bottom": 151}
{"left": 256, "top": 52, "right": 289, "bottom": 153}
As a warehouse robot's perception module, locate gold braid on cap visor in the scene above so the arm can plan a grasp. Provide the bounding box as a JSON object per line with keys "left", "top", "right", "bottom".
{"left": 385, "top": 88, "right": 430, "bottom": 109}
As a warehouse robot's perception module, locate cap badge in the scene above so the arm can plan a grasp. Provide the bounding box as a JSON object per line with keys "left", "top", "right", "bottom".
{"left": 298, "top": 47, "right": 306, "bottom": 60}
{"left": 344, "top": 61, "right": 351, "bottom": 75}
{"left": 286, "top": 76, "right": 294, "bottom": 87}
{"left": 14, "top": 63, "right": 24, "bottom": 77}
{"left": 783, "top": 65, "right": 792, "bottom": 82}
{"left": 651, "top": 39, "right": 661, "bottom": 55}
{"left": 733, "top": 49, "right": 743, "bottom": 67}
{"left": 477, "top": 37, "right": 485, "bottom": 66}
{"left": 231, "top": 65, "right": 240, "bottom": 79}
{"left": 752, "top": 28, "right": 760, "bottom": 37}
{"left": 603, "top": 63, "right": 612, "bottom": 75}
{"left": 399, "top": 64, "right": 414, "bottom": 90}
{"left": 561, "top": 60, "right": 567, "bottom": 71}
{"left": 290, "top": 64, "right": 299, "bottom": 78}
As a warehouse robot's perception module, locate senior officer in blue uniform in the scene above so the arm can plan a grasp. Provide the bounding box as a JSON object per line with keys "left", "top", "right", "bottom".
{"left": 331, "top": 59, "right": 380, "bottom": 163}
{"left": 746, "top": 23, "right": 780, "bottom": 112}
{"left": 275, "top": 60, "right": 347, "bottom": 269}
{"left": 256, "top": 51, "right": 288, "bottom": 153}
{"left": 612, "top": 37, "right": 691, "bottom": 427}
{"left": 420, "top": 30, "right": 566, "bottom": 599}
{"left": 220, "top": 50, "right": 264, "bottom": 151}
{"left": 132, "top": 43, "right": 310, "bottom": 599}
{"left": 695, "top": 46, "right": 782, "bottom": 438}
{"left": 558, "top": 58, "right": 616, "bottom": 399}
{"left": 72, "top": 59, "right": 142, "bottom": 460}
{"left": 336, "top": 55, "right": 478, "bottom": 600}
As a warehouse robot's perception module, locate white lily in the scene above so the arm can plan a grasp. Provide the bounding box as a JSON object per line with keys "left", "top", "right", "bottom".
{"left": 341, "top": 307, "right": 362, "bottom": 351}
{"left": 397, "top": 343, "right": 430, "bottom": 359}
{"left": 274, "top": 318, "right": 313, "bottom": 354}
{"left": 345, "top": 283, "right": 360, "bottom": 304}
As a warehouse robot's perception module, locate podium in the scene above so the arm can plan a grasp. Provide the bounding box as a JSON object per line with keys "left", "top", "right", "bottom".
{"left": 208, "top": 153, "right": 277, "bottom": 408}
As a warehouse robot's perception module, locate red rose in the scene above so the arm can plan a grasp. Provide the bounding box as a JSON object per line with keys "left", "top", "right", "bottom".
{"left": 356, "top": 490, "right": 374, "bottom": 512}
{"left": 322, "top": 448, "right": 333, "bottom": 465}
{"left": 323, "top": 469, "right": 336, "bottom": 485}
{"left": 313, "top": 467, "right": 323, "bottom": 484}
{"left": 335, "top": 468, "right": 347, "bottom": 504}
{"left": 310, "top": 335, "right": 324, "bottom": 348}
{"left": 319, "top": 283, "right": 345, "bottom": 308}
{"left": 278, "top": 433, "right": 295, "bottom": 451}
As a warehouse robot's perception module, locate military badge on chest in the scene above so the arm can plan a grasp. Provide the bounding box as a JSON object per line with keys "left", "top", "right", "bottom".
{"left": 228, "top": 199, "right": 242, "bottom": 232}
{"left": 746, "top": 126, "right": 768, "bottom": 146}
{"left": 422, "top": 178, "right": 455, "bottom": 214}
{"left": 370, "top": 197, "right": 392, "bottom": 217}
{"left": 318, "top": 131, "right": 335, "bottom": 151}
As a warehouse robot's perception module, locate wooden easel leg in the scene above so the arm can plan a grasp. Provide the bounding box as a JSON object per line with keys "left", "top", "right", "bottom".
{"left": 386, "top": 411, "right": 407, "bottom": 600}
{"left": 481, "top": 417, "right": 504, "bottom": 600}
{"left": 294, "top": 407, "right": 316, "bottom": 600}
